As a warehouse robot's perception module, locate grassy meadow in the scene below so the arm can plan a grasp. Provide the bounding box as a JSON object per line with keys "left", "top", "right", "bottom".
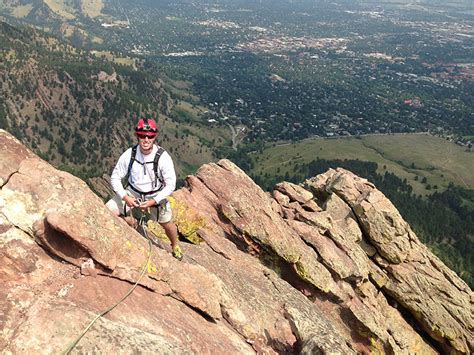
{"left": 250, "top": 133, "right": 474, "bottom": 195}
{"left": 80, "top": 0, "right": 104, "bottom": 18}
{"left": 91, "top": 51, "right": 136, "bottom": 67}
{"left": 11, "top": 4, "right": 33, "bottom": 18}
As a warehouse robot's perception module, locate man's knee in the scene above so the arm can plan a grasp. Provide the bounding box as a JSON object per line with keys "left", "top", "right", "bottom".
{"left": 160, "top": 220, "right": 172, "bottom": 228}
{"left": 160, "top": 221, "right": 178, "bottom": 245}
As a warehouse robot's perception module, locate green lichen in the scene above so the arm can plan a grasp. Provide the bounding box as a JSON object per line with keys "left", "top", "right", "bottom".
{"left": 294, "top": 260, "right": 309, "bottom": 280}
{"left": 284, "top": 253, "right": 301, "bottom": 264}
{"left": 294, "top": 259, "right": 331, "bottom": 293}
{"left": 430, "top": 323, "right": 445, "bottom": 338}
{"left": 369, "top": 336, "right": 384, "bottom": 354}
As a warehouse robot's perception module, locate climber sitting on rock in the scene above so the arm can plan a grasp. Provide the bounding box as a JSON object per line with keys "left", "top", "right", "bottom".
{"left": 106, "top": 117, "right": 183, "bottom": 260}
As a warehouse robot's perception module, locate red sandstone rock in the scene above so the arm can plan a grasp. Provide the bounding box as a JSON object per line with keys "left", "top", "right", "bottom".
{"left": 1, "top": 130, "right": 472, "bottom": 354}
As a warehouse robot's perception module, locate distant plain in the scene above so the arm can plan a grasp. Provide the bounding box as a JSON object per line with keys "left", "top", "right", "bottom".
{"left": 250, "top": 134, "right": 474, "bottom": 195}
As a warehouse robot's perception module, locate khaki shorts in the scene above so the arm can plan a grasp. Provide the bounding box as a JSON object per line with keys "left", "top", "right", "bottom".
{"left": 106, "top": 191, "right": 172, "bottom": 224}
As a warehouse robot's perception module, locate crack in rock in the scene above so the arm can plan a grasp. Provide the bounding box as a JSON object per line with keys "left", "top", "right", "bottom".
{"left": 1, "top": 170, "right": 20, "bottom": 189}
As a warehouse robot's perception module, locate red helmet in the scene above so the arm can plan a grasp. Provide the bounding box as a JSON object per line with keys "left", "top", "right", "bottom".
{"left": 135, "top": 118, "right": 157, "bottom": 136}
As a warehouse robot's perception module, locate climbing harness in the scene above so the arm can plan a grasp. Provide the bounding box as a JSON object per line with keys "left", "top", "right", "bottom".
{"left": 122, "top": 194, "right": 164, "bottom": 229}
{"left": 124, "top": 144, "right": 166, "bottom": 194}
{"left": 61, "top": 207, "right": 153, "bottom": 354}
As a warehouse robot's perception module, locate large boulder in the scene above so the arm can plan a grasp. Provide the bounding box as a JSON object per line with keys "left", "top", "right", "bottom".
{"left": 306, "top": 168, "right": 473, "bottom": 353}
{"left": 1, "top": 130, "right": 472, "bottom": 354}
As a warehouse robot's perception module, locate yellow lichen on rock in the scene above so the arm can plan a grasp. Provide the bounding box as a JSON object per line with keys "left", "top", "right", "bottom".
{"left": 147, "top": 196, "right": 206, "bottom": 244}
{"left": 146, "top": 220, "right": 168, "bottom": 241}
{"left": 0, "top": 189, "right": 42, "bottom": 235}
{"left": 284, "top": 253, "right": 301, "bottom": 264}
{"left": 147, "top": 260, "right": 158, "bottom": 274}
{"left": 369, "top": 336, "right": 385, "bottom": 354}
{"left": 170, "top": 196, "right": 206, "bottom": 244}
{"left": 148, "top": 196, "right": 206, "bottom": 244}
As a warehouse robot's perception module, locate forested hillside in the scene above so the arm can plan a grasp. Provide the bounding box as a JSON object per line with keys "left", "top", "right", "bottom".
{"left": 0, "top": 22, "right": 162, "bottom": 174}
{"left": 0, "top": 21, "right": 225, "bottom": 182}
{"left": 0, "top": 0, "right": 107, "bottom": 45}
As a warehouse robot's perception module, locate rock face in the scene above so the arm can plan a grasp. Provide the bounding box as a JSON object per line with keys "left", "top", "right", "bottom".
{"left": 1, "top": 129, "right": 472, "bottom": 354}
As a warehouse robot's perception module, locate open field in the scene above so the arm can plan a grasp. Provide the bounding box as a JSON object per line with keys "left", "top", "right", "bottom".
{"left": 250, "top": 133, "right": 474, "bottom": 195}
{"left": 163, "top": 80, "right": 201, "bottom": 103}
{"left": 91, "top": 36, "right": 103, "bottom": 44}
{"left": 11, "top": 4, "right": 33, "bottom": 18}
{"left": 42, "top": 0, "right": 104, "bottom": 19}
{"left": 159, "top": 113, "right": 230, "bottom": 178}
{"left": 80, "top": 0, "right": 104, "bottom": 18}
{"left": 171, "top": 80, "right": 192, "bottom": 90}
{"left": 174, "top": 101, "right": 204, "bottom": 120}
{"left": 44, "top": 0, "right": 75, "bottom": 20}
{"left": 91, "top": 51, "right": 135, "bottom": 67}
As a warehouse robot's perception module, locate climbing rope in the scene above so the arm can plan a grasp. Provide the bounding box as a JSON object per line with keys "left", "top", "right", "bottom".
{"left": 62, "top": 212, "right": 153, "bottom": 354}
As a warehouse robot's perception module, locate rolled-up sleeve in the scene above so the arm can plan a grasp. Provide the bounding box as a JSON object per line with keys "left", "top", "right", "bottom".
{"left": 110, "top": 149, "right": 132, "bottom": 200}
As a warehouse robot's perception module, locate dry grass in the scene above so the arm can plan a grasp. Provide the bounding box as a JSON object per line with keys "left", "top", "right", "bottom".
{"left": 175, "top": 101, "right": 207, "bottom": 119}
{"left": 80, "top": 0, "right": 104, "bottom": 18}
{"left": 171, "top": 80, "right": 191, "bottom": 90}
{"left": 114, "top": 57, "right": 135, "bottom": 66}
{"left": 11, "top": 4, "right": 33, "bottom": 18}
{"left": 43, "top": 0, "right": 76, "bottom": 20}
{"left": 91, "top": 51, "right": 135, "bottom": 67}
{"left": 251, "top": 133, "right": 474, "bottom": 194}
{"left": 42, "top": 0, "right": 104, "bottom": 19}
{"left": 91, "top": 36, "right": 104, "bottom": 44}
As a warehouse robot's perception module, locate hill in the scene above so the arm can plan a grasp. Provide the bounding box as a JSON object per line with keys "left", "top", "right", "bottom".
{"left": 1, "top": 129, "right": 472, "bottom": 353}
{"left": 0, "top": 20, "right": 230, "bottom": 183}
{"left": 0, "top": 0, "right": 105, "bottom": 19}
{"left": 0, "top": 0, "right": 107, "bottom": 44}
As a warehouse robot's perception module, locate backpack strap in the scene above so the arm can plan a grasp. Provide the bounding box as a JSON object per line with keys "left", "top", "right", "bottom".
{"left": 153, "top": 147, "right": 165, "bottom": 189}
{"left": 125, "top": 145, "right": 166, "bottom": 193}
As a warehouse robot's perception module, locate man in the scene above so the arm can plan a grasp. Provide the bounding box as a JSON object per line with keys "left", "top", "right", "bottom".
{"left": 106, "top": 117, "right": 182, "bottom": 260}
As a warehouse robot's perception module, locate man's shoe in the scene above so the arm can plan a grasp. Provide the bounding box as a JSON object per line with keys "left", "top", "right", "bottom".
{"left": 172, "top": 245, "right": 183, "bottom": 261}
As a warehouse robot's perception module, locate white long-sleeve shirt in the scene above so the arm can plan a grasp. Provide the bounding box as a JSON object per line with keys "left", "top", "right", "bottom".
{"left": 110, "top": 144, "right": 176, "bottom": 204}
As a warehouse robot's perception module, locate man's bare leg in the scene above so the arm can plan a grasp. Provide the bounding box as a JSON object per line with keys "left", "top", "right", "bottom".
{"left": 160, "top": 220, "right": 179, "bottom": 249}
{"left": 160, "top": 220, "right": 182, "bottom": 260}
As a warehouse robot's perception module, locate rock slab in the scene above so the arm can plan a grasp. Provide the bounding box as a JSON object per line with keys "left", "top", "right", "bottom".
{"left": 1, "top": 130, "right": 472, "bottom": 354}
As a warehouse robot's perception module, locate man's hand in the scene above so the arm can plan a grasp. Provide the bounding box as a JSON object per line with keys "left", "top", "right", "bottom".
{"left": 123, "top": 195, "right": 139, "bottom": 208}
{"left": 139, "top": 199, "right": 156, "bottom": 212}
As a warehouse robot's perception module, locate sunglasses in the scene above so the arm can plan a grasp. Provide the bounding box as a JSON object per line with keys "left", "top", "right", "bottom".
{"left": 137, "top": 134, "right": 156, "bottom": 140}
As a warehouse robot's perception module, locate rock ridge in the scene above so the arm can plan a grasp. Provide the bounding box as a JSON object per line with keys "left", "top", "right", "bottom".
{"left": 1, "top": 129, "right": 472, "bottom": 354}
